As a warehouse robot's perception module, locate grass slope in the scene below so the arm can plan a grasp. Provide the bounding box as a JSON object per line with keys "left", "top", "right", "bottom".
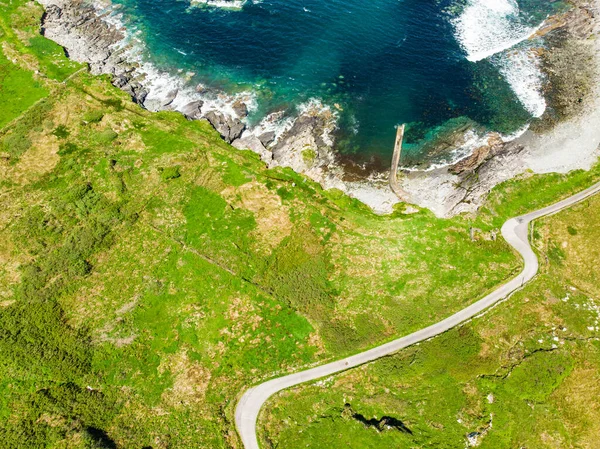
{"left": 0, "top": 0, "right": 599, "bottom": 447}
{"left": 262, "top": 195, "right": 600, "bottom": 449}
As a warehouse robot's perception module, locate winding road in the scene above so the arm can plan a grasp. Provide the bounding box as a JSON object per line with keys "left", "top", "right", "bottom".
{"left": 235, "top": 181, "right": 600, "bottom": 449}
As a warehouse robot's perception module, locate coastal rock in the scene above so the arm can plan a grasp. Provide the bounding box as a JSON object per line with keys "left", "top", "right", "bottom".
{"left": 132, "top": 86, "right": 149, "bottom": 106}
{"left": 181, "top": 100, "right": 204, "bottom": 120}
{"left": 232, "top": 100, "right": 248, "bottom": 118}
{"left": 37, "top": 0, "right": 600, "bottom": 218}
{"left": 162, "top": 89, "right": 179, "bottom": 107}
{"left": 270, "top": 105, "right": 337, "bottom": 180}
{"left": 258, "top": 131, "right": 276, "bottom": 147}
{"left": 450, "top": 133, "right": 504, "bottom": 174}
{"left": 542, "top": 1, "right": 596, "bottom": 40}
{"left": 40, "top": 0, "right": 124, "bottom": 74}
{"left": 231, "top": 135, "right": 273, "bottom": 163}
{"left": 205, "top": 111, "right": 246, "bottom": 143}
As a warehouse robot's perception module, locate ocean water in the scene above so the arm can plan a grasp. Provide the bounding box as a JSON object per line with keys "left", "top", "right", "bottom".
{"left": 109, "top": 0, "right": 563, "bottom": 166}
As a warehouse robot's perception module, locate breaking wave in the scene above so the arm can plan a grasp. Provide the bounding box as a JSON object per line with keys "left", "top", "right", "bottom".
{"left": 453, "top": 0, "right": 543, "bottom": 62}
{"left": 452, "top": 0, "right": 547, "bottom": 117}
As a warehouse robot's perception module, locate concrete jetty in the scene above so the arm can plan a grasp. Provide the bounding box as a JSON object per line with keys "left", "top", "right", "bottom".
{"left": 390, "top": 124, "right": 409, "bottom": 201}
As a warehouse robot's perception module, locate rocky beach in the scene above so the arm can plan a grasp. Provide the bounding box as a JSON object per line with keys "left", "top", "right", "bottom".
{"left": 38, "top": 0, "right": 600, "bottom": 217}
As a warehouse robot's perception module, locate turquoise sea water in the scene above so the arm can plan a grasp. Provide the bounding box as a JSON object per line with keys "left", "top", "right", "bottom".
{"left": 110, "top": 0, "right": 563, "bottom": 165}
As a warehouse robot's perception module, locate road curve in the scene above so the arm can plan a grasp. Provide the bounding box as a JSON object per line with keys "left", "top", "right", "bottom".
{"left": 235, "top": 181, "right": 600, "bottom": 449}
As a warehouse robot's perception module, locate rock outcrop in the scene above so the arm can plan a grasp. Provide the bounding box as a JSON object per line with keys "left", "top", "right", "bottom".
{"left": 181, "top": 100, "right": 204, "bottom": 120}
{"left": 450, "top": 133, "right": 504, "bottom": 175}
{"left": 205, "top": 111, "right": 245, "bottom": 143}
{"left": 231, "top": 135, "right": 272, "bottom": 163}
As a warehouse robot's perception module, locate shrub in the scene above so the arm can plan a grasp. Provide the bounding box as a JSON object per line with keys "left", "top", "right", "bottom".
{"left": 52, "top": 125, "right": 69, "bottom": 139}
{"left": 301, "top": 148, "right": 317, "bottom": 165}
{"left": 160, "top": 165, "right": 181, "bottom": 181}
{"left": 96, "top": 129, "right": 118, "bottom": 143}
{"left": 83, "top": 110, "right": 104, "bottom": 124}
{"left": 1, "top": 132, "right": 31, "bottom": 158}
{"left": 100, "top": 98, "right": 123, "bottom": 111}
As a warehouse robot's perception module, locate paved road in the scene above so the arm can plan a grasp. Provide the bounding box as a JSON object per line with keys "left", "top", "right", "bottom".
{"left": 235, "top": 181, "right": 600, "bottom": 449}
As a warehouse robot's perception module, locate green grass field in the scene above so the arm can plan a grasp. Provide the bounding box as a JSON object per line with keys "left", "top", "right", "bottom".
{"left": 261, "top": 196, "right": 600, "bottom": 449}
{"left": 1, "top": 0, "right": 600, "bottom": 447}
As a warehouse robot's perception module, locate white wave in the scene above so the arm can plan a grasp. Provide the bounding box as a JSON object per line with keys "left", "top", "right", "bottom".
{"left": 245, "top": 110, "right": 295, "bottom": 143}
{"left": 496, "top": 49, "right": 546, "bottom": 117}
{"left": 296, "top": 98, "right": 339, "bottom": 147}
{"left": 190, "top": 0, "right": 246, "bottom": 10}
{"left": 501, "top": 123, "right": 530, "bottom": 142}
{"left": 451, "top": 0, "right": 547, "bottom": 118}
{"left": 453, "top": 0, "right": 543, "bottom": 62}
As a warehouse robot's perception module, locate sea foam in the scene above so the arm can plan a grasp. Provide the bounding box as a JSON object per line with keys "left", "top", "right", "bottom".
{"left": 453, "top": 0, "right": 541, "bottom": 62}
{"left": 452, "top": 0, "right": 546, "bottom": 117}
{"left": 496, "top": 49, "right": 546, "bottom": 118}
{"left": 189, "top": 0, "right": 247, "bottom": 10}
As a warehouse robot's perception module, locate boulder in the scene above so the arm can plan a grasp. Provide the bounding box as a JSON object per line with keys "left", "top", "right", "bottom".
{"left": 162, "top": 89, "right": 179, "bottom": 107}
{"left": 258, "top": 131, "right": 276, "bottom": 147}
{"left": 232, "top": 100, "right": 248, "bottom": 118}
{"left": 181, "top": 100, "right": 204, "bottom": 120}
{"left": 205, "top": 111, "right": 245, "bottom": 143}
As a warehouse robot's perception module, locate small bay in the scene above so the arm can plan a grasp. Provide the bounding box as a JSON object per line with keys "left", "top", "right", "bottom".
{"left": 111, "top": 0, "right": 562, "bottom": 165}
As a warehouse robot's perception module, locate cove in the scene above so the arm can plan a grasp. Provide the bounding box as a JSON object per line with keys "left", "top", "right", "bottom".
{"left": 110, "top": 0, "right": 561, "bottom": 165}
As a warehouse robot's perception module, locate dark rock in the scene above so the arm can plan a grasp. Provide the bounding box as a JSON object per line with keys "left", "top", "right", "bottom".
{"left": 343, "top": 404, "right": 412, "bottom": 434}
{"left": 181, "top": 100, "right": 204, "bottom": 120}
{"left": 132, "top": 86, "right": 148, "bottom": 105}
{"left": 162, "top": 89, "right": 179, "bottom": 107}
{"left": 112, "top": 74, "right": 130, "bottom": 89}
{"left": 258, "top": 131, "right": 276, "bottom": 147}
{"left": 232, "top": 100, "right": 248, "bottom": 118}
{"left": 42, "top": 5, "right": 62, "bottom": 26}
{"left": 205, "top": 111, "right": 245, "bottom": 143}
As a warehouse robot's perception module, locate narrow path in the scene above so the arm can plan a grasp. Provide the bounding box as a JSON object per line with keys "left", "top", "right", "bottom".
{"left": 235, "top": 181, "right": 600, "bottom": 449}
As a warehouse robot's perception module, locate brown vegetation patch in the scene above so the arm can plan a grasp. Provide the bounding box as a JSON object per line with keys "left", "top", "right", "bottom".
{"left": 552, "top": 366, "right": 600, "bottom": 448}
{"left": 9, "top": 132, "right": 59, "bottom": 184}
{"left": 223, "top": 296, "right": 264, "bottom": 340}
{"left": 0, "top": 231, "right": 22, "bottom": 299}
{"left": 48, "top": 92, "right": 87, "bottom": 127}
{"left": 307, "top": 331, "right": 326, "bottom": 356}
{"left": 222, "top": 181, "right": 293, "bottom": 251}
{"left": 1, "top": 41, "right": 39, "bottom": 74}
{"left": 159, "top": 350, "right": 211, "bottom": 407}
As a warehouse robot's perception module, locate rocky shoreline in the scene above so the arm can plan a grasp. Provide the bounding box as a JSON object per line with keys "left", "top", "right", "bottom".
{"left": 38, "top": 0, "right": 600, "bottom": 217}
{"left": 399, "top": 0, "right": 600, "bottom": 217}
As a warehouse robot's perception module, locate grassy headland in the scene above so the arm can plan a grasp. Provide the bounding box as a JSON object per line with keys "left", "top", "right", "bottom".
{"left": 261, "top": 192, "right": 600, "bottom": 449}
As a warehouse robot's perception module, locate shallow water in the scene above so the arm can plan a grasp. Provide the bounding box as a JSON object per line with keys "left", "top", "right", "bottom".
{"left": 110, "top": 0, "right": 563, "bottom": 164}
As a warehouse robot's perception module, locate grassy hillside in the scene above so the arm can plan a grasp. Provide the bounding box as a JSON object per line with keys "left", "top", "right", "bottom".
{"left": 1, "top": 0, "right": 599, "bottom": 447}
{"left": 262, "top": 193, "right": 600, "bottom": 448}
